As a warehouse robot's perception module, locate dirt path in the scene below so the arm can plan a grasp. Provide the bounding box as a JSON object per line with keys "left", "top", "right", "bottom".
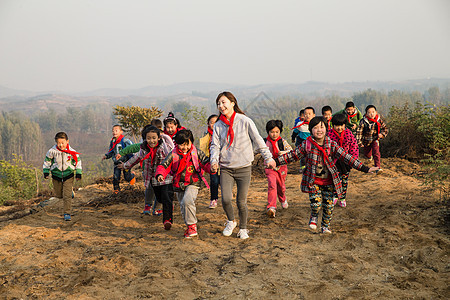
{"left": 0, "top": 158, "right": 448, "bottom": 299}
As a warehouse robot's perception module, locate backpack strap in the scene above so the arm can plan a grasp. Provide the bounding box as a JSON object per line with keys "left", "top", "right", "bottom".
{"left": 277, "top": 139, "right": 285, "bottom": 151}
{"left": 191, "top": 146, "right": 210, "bottom": 189}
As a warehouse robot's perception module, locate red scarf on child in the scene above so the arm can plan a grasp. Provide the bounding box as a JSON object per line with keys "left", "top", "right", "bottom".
{"left": 207, "top": 127, "right": 213, "bottom": 136}
{"left": 140, "top": 145, "right": 157, "bottom": 168}
{"left": 347, "top": 112, "right": 357, "bottom": 123}
{"left": 219, "top": 112, "right": 236, "bottom": 149}
{"left": 175, "top": 145, "right": 192, "bottom": 174}
{"left": 332, "top": 129, "right": 344, "bottom": 147}
{"left": 366, "top": 115, "right": 381, "bottom": 135}
{"left": 267, "top": 136, "right": 282, "bottom": 158}
{"left": 291, "top": 120, "right": 309, "bottom": 130}
{"left": 108, "top": 135, "right": 124, "bottom": 153}
{"left": 164, "top": 129, "right": 176, "bottom": 138}
{"left": 307, "top": 136, "right": 334, "bottom": 168}
{"left": 57, "top": 145, "right": 80, "bottom": 164}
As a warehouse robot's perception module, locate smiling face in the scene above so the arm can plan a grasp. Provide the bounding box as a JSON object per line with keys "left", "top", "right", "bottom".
{"left": 217, "top": 96, "right": 235, "bottom": 118}
{"left": 304, "top": 109, "right": 315, "bottom": 122}
{"left": 56, "top": 138, "right": 69, "bottom": 151}
{"left": 333, "top": 124, "right": 346, "bottom": 134}
{"left": 311, "top": 121, "right": 327, "bottom": 143}
{"left": 366, "top": 107, "right": 377, "bottom": 119}
{"left": 323, "top": 110, "right": 332, "bottom": 121}
{"left": 112, "top": 126, "right": 122, "bottom": 139}
{"left": 146, "top": 131, "right": 159, "bottom": 148}
{"left": 268, "top": 127, "right": 281, "bottom": 141}
{"left": 208, "top": 116, "right": 218, "bottom": 131}
{"left": 178, "top": 140, "right": 192, "bottom": 154}
{"left": 165, "top": 122, "right": 177, "bottom": 135}
{"left": 345, "top": 106, "right": 356, "bottom": 115}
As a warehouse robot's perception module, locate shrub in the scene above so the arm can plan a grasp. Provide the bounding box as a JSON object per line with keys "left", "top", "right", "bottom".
{"left": 0, "top": 155, "right": 37, "bottom": 205}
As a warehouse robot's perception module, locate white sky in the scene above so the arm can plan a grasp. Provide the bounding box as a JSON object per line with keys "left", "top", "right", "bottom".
{"left": 0, "top": 0, "right": 449, "bottom": 92}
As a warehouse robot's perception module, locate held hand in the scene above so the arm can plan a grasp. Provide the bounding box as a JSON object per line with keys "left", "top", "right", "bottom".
{"left": 352, "top": 124, "right": 357, "bottom": 130}
{"left": 117, "top": 162, "right": 125, "bottom": 170}
{"left": 266, "top": 159, "right": 276, "bottom": 170}
{"left": 115, "top": 154, "right": 122, "bottom": 160}
{"left": 378, "top": 134, "right": 383, "bottom": 139}
{"left": 156, "top": 175, "right": 164, "bottom": 182}
{"left": 76, "top": 177, "right": 81, "bottom": 181}
{"left": 368, "top": 167, "right": 379, "bottom": 173}
{"left": 211, "top": 163, "right": 219, "bottom": 173}
{"left": 102, "top": 155, "right": 106, "bottom": 160}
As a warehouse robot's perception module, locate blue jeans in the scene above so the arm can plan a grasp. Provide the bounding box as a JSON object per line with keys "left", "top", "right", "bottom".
{"left": 113, "top": 166, "right": 134, "bottom": 190}
{"left": 210, "top": 173, "right": 220, "bottom": 200}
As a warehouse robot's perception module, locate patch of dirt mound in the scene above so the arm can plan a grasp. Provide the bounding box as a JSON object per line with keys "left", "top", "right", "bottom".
{"left": 83, "top": 187, "right": 143, "bottom": 208}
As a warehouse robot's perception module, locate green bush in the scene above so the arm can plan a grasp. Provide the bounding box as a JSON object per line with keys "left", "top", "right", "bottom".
{"left": 0, "top": 155, "right": 37, "bottom": 205}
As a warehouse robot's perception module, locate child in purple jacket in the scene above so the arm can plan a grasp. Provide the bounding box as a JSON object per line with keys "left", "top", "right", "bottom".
{"left": 327, "top": 113, "right": 359, "bottom": 207}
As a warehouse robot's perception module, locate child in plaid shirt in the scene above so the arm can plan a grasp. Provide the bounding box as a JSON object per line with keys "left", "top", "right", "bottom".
{"left": 118, "top": 125, "right": 174, "bottom": 230}
{"left": 275, "top": 117, "right": 379, "bottom": 234}
{"left": 356, "top": 105, "right": 388, "bottom": 171}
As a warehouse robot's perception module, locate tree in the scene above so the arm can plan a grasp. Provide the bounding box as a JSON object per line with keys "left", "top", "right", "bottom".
{"left": 112, "top": 105, "right": 163, "bottom": 142}
{"left": 181, "top": 106, "right": 208, "bottom": 142}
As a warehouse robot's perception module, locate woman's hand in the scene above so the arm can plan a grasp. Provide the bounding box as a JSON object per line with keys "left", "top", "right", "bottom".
{"left": 266, "top": 159, "right": 276, "bottom": 170}
{"left": 156, "top": 174, "right": 164, "bottom": 182}
{"left": 368, "top": 167, "right": 380, "bottom": 173}
{"left": 211, "top": 163, "right": 219, "bottom": 173}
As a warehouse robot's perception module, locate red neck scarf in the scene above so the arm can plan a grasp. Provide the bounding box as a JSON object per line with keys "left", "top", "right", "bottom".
{"left": 366, "top": 115, "right": 381, "bottom": 134}
{"left": 207, "top": 127, "right": 213, "bottom": 136}
{"left": 291, "top": 120, "right": 309, "bottom": 130}
{"left": 327, "top": 119, "right": 331, "bottom": 130}
{"left": 141, "top": 145, "right": 157, "bottom": 167}
{"left": 108, "top": 135, "right": 124, "bottom": 153}
{"left": 164, "top": 129, "right": 177, "bottom": 138}
{"left": 347, "top": 111, "right": 357, "bottom": 123}
{"left": 307, "top": 136, "right": 333, "bottom": 167}
{"left": 175, "top": 145, "right": 192, "bottom": 173}
{"left": 332, "top": 129, "right": 344, "bottom": 147}
{"left": 57, "top": 144, "right": 80, "bottom": 164}
{"left": 267, "top": 136, "right": 282, "bottom": 158}
{"left": 219, "top": 112, "right": 236, "bottom": 149}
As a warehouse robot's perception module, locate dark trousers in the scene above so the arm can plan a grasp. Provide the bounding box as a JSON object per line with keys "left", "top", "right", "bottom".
{"left": 113, "top": 166, "right": 134, "bottom": 190}
{"left": 150, "top": 184, "right": 173, "bottom": 223}
{"left": 210, "top": 173, "right": 220, "bottom": 200}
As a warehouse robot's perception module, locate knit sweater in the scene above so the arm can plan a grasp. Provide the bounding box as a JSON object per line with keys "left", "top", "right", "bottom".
{"left": 43, "top": 145, "right": 82, "bottom": 181}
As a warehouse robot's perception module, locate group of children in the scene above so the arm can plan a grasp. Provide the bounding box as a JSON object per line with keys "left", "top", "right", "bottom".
{"left": 43, "top": 93, "right": 387, "bottom": 237}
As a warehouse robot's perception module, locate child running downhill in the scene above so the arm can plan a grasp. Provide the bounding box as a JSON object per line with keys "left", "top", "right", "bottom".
{"left": 156, "top": 129, "right": 213, "bottom": 238}
{"left": 356, "top": 105, "right": 389, "bottom": 171}
{"left": 43, "top": 132, "right": 82, "bottom": 221}
{"left": 264, "top": 120, "right": 292, "bottom": 218}
{"left": 163, "top": 112, "right": 186, "bottom": 142}
{"left": 118, "top": 125, "right": 174, "bottom": 229}
{"left": 199, "top": 114, "right": 220, "bottom": 209}
{"left": 327, "top": 113, "right": 359, "bottom": 207}
{"left": 274, "top": 117, "right": 379, "bottom": 234}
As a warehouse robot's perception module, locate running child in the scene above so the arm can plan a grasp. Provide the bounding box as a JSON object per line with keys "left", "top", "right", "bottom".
{"left": 163, "top": 112, "right": 186, "bottom": 141}
{"left": 327, "top": 113, "right": 359, "bottom": 207}
{"left": 264, "top": 120, "right": 293, "bottom": 218}
{"left": 291, "top": 106, "right": 316, "bottom": 172}
{"left": 43, "top": 132, "right": 82, "bottom": 221}
{"left": 291, "top": 109, "right": 305, "bottom": 144}
{"left": 199, "top": 114, "right": 220, "bottom": 209}
{"left": 336, "top": 101, "right": 363, "bottom": 134}
{"left": 356, "top": 105, "right": 388, "bottom": 171}
{"left": 322, "top": 105, "right": 333, "bottom": 131}
{"left": 210, "top": 91, "right": 276, "bottom": 240}
{"left": 102, "top": 125, "right": 136, "bottom": 194}
{"left": 275, "top": 116, "right": 379, "bottom": 234}
{"left": 156, "top": 129, "right": 213, "bottom": 238}
{"left": 118, "top": 126, "right": 174, "bottom": 229}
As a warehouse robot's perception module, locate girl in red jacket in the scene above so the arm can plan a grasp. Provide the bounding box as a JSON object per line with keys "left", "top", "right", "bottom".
{"left": 156, "top": 129, "right": 213, "bottom": 238}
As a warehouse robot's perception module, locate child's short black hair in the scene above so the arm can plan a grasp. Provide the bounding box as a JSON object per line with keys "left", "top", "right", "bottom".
{"left": 207, "top": 114, "right": 219, "bottom": 124}
{"left": 322, "top": 105, "right": 332, "bottom": 114}
{"left": 112, "top": 124, "right": 122, "bottom": 130}
{"left": 266, "top": 120, "right": 283, "bottom": 134}
{"left": 142, "top": 125, "right": 161, "bottom": 141}
{"left": 174, "top": 129, "right": 194, "bottom": 145}
{"left": 299, "top": 109, "right": 305, "bottom": 116}
{"left": 308, "top": 116, "right": 328, "bottom": 133}
{"left": 331, "top": 113, "right": 347, "bottom": 126}
{"left": 151, "top": 119, "right": 163, "bottom": 130}
{"left": 54, "top": 132, "right": 68, "bottom": 141}
{"left": 345, "top": 101, "right": 355, "bottom": 109}
{"left": 365, "top": 105, "right": 377, "bottom": 113}
{"left": 163, "top": 112, "right": 178, "bottom": 127}
{"left": 304, "top": 106, "right": 315, "bottom": 114}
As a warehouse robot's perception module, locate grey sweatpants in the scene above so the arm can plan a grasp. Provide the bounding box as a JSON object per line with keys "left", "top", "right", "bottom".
{"left": 177, "top": 185, "right": 199, "bottom": 226}
{"left": 220, "top": 166, "right": 252, "bottom": 229}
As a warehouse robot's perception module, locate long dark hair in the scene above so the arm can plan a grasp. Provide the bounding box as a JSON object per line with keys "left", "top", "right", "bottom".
{"left": 215, "top": 91, "right": 245, "bottom": 115}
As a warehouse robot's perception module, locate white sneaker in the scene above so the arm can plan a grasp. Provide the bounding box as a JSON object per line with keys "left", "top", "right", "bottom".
{"left": 223, "top": 220, "right": 237, "bottom": 236}
{"left": 237, "top": 229, "right": 249, "bottom": 240}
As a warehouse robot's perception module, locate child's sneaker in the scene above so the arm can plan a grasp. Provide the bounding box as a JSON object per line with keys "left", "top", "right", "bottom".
{"left": 223, "top": 220, "right": 237, "bottom": 236}
{"left": 142, "top": 205, "right": 152, "bottom": 215}
{"left": 184, "top": 224, "right": 198, "bottom": 238}
{"left": 376, "top": 168, "right": 383, "bottom": 175}
{"left": 237, "top": 229, "right": 249, "bottom": 240}
{"left": 129, "top": 176, "right": 136, "bottom": 186}
{"left": 152, "top": 209, "right": 163, "bottom": 216}
{"left": 163, "top": 220, "right": 172, "bottom": 230}
{"left": 321, "top": 226, "right": 332, "bottom": 234}
{"left": 267, "top": 207, "right": 276, "bottom": 218}
{"left": 281, "top": 200, "right": 289, "bottom": 209}
{"left": 208, "top": 199, "right": 218, "bottom": 209}
{"left": 332, "top": 197, "right": 338, "bottom": 205}
{"left": 63, "top": 214, "right": 71, "bottom": 221}
{"left": 309, "top": 216, "right": 318, "bottom": 230}
{"left": 338, "top": 199, "right": 347, "bottom": 208}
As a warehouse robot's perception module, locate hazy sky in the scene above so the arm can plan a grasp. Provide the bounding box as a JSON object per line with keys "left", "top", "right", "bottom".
{"left": 0, "top": 0, "right": 449, "bottom": 92}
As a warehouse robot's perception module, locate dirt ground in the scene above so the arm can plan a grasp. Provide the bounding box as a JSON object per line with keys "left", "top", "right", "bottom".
{"left": 0, "top": 158, "right": 448, "bottom": 299}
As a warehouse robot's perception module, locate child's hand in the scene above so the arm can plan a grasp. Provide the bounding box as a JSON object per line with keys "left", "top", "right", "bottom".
{"left": 156, "top": 175, "right": 164, "bottom": 182}
{"left": 44, "top": 174, "right": 49, "bottom": 180}
{"left": 378, "top": 134, "right": 383, "bottom": 139}
{"left": 265, "top": 159, "right": 276, "bottom": 170}
{"left": 115, "top": 154, "right": 122, "bottom": 160}
{"left": 368, "top": 167, "right": 380, "bottom": 173}
{"left": 76, "top": 177, "right": 81, "bottom": 181}
{"left": 102, "top": 155, "right": 107, "bottom": 160}
{"left": 117, "top": 162, "right": 125, "bottom": 170}
{"left": 211, "top": 163, "right": 219, "bottom": 173}
{"left": 351, "top": 124, "right": 357, "bottom": 130}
